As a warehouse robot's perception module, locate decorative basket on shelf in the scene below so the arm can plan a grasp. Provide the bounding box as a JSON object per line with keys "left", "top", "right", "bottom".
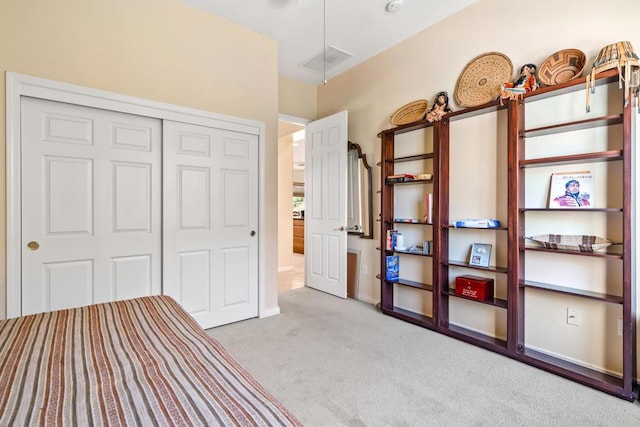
{"left": 538, "top": 48, "right": 586, "bottom": 87}
{"left": 527, "top": 234, "right": 612, "bottom": 252}
{"left": 390, "top": 99, "right": 429, "bottom": 126}
{"left": 454, "top": 52, "right": 513, "bottom": 107}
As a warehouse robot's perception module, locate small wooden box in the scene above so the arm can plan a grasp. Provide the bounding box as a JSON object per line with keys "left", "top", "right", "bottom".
{"left": 455, "top": 275, "right": 494, "bottom": 301}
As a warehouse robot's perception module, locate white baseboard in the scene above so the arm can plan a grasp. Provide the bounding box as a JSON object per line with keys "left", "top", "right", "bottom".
{"left": 278, "top": 265, "right": 294, "bottom": 272}
{"left": 525, "top": 343, "right": 623, "bottom": 379}
{"left": 260, "top": 306, "right": 281, "bottom": 318}
{"left": 356, "top": 294, "right": 378, "bottom": 305}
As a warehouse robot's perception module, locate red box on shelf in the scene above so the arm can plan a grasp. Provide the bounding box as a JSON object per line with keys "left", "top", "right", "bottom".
{"left": 454, "top": 275, "right": 494, "bottom": 301}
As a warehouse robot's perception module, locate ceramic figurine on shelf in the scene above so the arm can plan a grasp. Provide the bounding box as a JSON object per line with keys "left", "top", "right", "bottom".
{"left": 426, "top": 91, "right": 453, "bottom": 122}
{"left": 500, "top": 63, "right": 539, "bottom": 102}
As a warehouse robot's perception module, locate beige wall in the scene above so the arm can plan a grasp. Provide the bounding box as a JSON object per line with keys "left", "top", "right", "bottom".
{"left": 0, "top": 0, "right": 279, "bottom": 319}
{"left": 279, "top": 75, "right": 318, "bottom": 120}
{"left": 318, "top": 0, "right": 639, "bottom": 373}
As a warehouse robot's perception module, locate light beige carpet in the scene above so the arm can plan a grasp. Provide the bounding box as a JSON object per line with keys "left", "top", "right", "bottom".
{"left": 208, "top": 287, "right": 640, "bottom": 426}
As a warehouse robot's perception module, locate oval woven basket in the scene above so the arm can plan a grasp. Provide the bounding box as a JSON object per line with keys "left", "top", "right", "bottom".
{"left": 538, "top": 48, "right": 586, "bottom": 86}
{"left": 528, "top": 234, "right": 612, "bottom": 252}
{"left": 390, "top": 99, "right": 429, "bottom": 126}
{"left": 454, "top": 52, "right": 513, "bottom": 107}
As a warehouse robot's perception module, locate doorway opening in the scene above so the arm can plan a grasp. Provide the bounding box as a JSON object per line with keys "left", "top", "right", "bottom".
{"left": 277, "top": 118, "right": 307, "bottom": 293}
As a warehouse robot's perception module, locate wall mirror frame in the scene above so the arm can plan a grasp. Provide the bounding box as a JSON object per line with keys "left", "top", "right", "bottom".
{"left": 348, "top": 141, "right": 373, "bottom": 239}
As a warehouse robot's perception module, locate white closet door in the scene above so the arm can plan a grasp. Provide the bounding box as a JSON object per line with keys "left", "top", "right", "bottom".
{"left": 21, "top": 97, "right": 162, "bottom": 315}
{"left": 163, "top": 120, "right": 259, "bottom": 329}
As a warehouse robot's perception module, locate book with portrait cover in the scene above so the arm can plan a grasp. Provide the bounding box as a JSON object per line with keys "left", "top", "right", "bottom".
{"left": 548, "top": 171, "right": 593, "bottom": 208}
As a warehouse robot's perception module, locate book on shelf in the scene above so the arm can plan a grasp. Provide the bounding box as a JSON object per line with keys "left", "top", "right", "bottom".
{"left": 548, "top": 171, "right": 593, "bottom": 208}
{"left": 385, "top": 255, "right": 399, "bottom": 281}
{"left": 452, "top": 219, "right": 500, "bottom": 228}
{"left": 394, "top": 218, "right": 420, "bottom": 223}
{"left": 386, "top": 173, "right": 415, "bottom": 183}
{"left": 424, "top": 192, "right": 433, "bottom": 224}
{"left": 386, "top": 230, "right": 398, "bottom": 251}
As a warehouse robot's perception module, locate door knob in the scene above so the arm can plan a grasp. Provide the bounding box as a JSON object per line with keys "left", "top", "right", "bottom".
{"left": 250, "top": 230, "right": 256, "bottom": 236}
{"left": 27, "top": 241, "right": 40, "bottom": 251}
{"left": 335, "top": 226, "right": 345, "bottom": 232}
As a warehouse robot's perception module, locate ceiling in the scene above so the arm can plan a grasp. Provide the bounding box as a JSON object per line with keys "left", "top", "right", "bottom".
{"left": 182, "top": 0, "right": 477, "bottom": 85}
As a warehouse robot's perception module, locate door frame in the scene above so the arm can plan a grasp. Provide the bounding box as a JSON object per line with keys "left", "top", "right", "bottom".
{"left": 5, "top": 72, "right": 267, "bottom": 319}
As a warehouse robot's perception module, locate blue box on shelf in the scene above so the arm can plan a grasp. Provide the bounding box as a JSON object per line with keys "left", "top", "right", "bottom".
{"left": 385, "top": 255, "right": 399, "bottom": 281}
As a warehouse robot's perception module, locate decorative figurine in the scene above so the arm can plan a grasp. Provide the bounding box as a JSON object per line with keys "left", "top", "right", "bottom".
{"left": 426, "top": 91, "right": 453, "bottom": 122}
{"left": 500, "top": 63, "right": 539, "bottom": 102}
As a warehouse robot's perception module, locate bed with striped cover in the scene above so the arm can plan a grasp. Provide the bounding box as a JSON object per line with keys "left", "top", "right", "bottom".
{"left": 0, "top": 295, "right": 301, "bottom": 426}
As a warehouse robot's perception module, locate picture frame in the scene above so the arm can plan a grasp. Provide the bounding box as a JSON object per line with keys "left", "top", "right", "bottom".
{"left": 548, "top": 171, "right": 593, "bottom": 209}
{"left": 469, "top": 243, "right": 492, "bottom": 267}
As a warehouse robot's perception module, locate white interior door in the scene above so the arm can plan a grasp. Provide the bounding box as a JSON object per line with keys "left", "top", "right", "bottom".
{"left": 21, "top": 97, "right": 162, "bottom": 315}
{"left": 163, "top": 120, "right": 259, "bottom": 329}
{"left": 305, "top": 111, "right": 348, "bottom": 298}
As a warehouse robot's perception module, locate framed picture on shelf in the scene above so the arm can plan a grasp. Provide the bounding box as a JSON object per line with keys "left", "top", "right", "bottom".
{"left": 469, "top": 243, "right": 492, "bottom": 267}
{"left": 548, "top": 171, "right": 593, "bottom": 208}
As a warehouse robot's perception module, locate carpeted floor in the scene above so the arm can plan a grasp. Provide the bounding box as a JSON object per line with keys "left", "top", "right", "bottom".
{"left": 208, "top": 287, "right": 640, "bottom": 426}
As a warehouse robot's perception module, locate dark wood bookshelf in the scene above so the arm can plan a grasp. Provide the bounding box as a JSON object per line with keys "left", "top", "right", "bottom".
{"left": 521, "top": 114, "right": 622, "bottom": 138}
{"left": 521, "top": 348, "right": 629, "bottom": 401}
{"left": 520, "top": 280, "right": 623, "bottom": 304}
{"left": 442, "top": 287, "right": 508, "bottom": 309}
{"left": 441, "top": 324, "right": 508, "bottom": 354}
{"left": 520, "top": 207, "right": 622, "bottom": 212}
{"left": 385, "top": 179, "right": 434, "bottom": 185}
{"left": 442, "top": 224, "right": 508, "bottom": 231}
{"left": 388, "top": 153, "right": 434, "bottom": 163}
{"left": 443, "top": 260, "right": 508, "bottom": 274}
{"left": 378, "top": 67, "right": 635, "bottom": 401}
{"left": 384, "top": 278, "right": 433, "bottom": 292}
{"left": 519, "top": 150, "right": 623, "bottom": 168}
{"left": 382, "top": 306, "right": 434, "bottom": 329}
{"left": 522, "top": 245, "right": 623, "bottom": 259}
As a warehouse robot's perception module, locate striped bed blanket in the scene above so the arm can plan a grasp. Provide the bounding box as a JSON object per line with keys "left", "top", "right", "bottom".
{"left": 0, "top": 295, "right": 301, "bottom": 426}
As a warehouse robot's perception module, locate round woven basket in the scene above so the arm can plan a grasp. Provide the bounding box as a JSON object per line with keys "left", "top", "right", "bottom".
{"left": 538, "top": 48, "right": 586, "bottom": 86}
{"left": 454, "top": 52, "right": 513, "bottom": 107}
{"left": 390, "top": 99, "right": 429, "bottom": 126}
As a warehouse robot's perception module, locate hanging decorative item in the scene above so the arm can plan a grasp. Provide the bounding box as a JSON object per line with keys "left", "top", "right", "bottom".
{"left": 454, "top": 52, "right": 513, "bottom": 107}
{"left": 586, "top": 41, "right": 640, "bottom": 112}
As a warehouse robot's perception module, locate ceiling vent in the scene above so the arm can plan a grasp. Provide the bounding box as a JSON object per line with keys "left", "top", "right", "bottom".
{"left": 299, "top": 46, "right": 353, "bottom": 74}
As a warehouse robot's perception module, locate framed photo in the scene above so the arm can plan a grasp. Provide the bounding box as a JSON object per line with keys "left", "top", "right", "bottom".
{"left": 548, "top": 171, "right": 593, "bottom": 208}
{"left": 469, "top": 243, "right": 492, "bottom": 267}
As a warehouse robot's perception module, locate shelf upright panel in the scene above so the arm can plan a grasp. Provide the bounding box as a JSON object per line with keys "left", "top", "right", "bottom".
{"left": 620, "top": 93, "right": 635, "bottom": 398}
{"left": 508, "top": 98, "right": 525, "bottom": 355}
{"left": 435, "top": 118, "right": 450, "bottom": 331}
{"left": 379, "top": 131, "right": 396, "bottom": 312}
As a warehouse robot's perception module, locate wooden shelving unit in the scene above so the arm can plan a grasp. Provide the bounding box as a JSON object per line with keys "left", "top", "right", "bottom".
{"left": 377, "top": 68, "right": 636, "bottom": 401}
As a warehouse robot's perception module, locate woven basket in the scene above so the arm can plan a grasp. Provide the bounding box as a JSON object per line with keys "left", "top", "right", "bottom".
{"left": 528, "top": 234, "right": 612, "bottom": 252}
{"left": 390, "top": 99, "right": 429, "bottom": 126}
{"left": 586, "top": 41, "right": 640, "bottom": 112}
{"left": 538, "top": 48, "right": 586, "bottom": 86}
{"left": 454, "top": 52, "right": 513, "bottom": 107}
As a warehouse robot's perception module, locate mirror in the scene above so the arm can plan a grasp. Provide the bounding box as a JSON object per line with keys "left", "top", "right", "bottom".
{"left": 347, "top": 141, "right": 373, "bottom": 239}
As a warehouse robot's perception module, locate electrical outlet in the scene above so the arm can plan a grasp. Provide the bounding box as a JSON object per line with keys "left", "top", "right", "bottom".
{"left": 567, "top": 307, "right": 581, "bottom": 326}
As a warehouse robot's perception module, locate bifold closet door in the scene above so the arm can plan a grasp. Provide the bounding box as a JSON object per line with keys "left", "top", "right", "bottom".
{"left": 162, "top": 120, "right": 259, "bottom": 329}
{"left": 20, "top": 97, "right": 162, "bottom": 315}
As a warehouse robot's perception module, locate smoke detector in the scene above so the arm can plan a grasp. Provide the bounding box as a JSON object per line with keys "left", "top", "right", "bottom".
{"left": 386, "top": 0, "right": 403, "bottom": 13}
